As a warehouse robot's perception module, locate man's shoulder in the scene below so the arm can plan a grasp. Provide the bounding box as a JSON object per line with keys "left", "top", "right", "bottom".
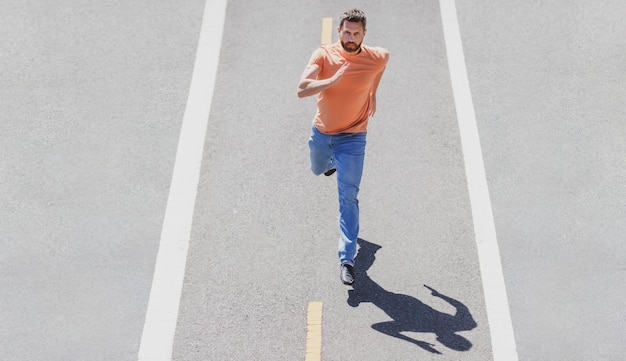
{"left": 363, "top": 45, "right": 390, "bottom": 63}
{"left": 310, "top": 43, "right": 340, "bottom": 60}
{"left": 315, "top": 42, "right": 341, "bottom": 53}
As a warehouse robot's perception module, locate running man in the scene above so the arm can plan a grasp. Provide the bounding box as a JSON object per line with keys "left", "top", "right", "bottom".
{"left": 297, "top": 8, "right": 389, "bottom": 285}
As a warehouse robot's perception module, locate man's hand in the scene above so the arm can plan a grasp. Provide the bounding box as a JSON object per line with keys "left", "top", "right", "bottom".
{"left": 367, "top": 93, "right": 377, "bottom": 117}
{"left": 330, "top": 62, "right": 349, "bottom": 84}
{"left": 297, "top": 62, "right": 349, "bottom": 98}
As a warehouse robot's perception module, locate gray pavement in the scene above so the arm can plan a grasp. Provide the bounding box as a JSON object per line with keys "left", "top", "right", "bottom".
{"left": 0, "top": 1, "right": 204, "bottom": 360}
{"left": 459, "top": 1, "right": 626, "bottom": 360}
{"left": 1, "top": 1, "right": 625, "bottom": 360}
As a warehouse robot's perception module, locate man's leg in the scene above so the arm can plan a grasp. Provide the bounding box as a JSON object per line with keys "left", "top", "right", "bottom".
{"left": 333, "top": 132, "right": 366, "bottom": 267}
{"left": 308, "top": 127, "right": 334, "bottom": 175}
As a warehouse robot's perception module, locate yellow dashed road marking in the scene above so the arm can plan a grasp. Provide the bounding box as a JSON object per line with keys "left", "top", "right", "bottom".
{"left": 305, "top": 302, "right": 323, "bottom": 361}
{"left": 321, "top": 17, "right": 333, "bottom": 45}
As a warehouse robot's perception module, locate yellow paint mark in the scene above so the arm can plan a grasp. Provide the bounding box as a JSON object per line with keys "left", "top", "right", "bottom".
{"left": 305, "top": 302, "right": 323, "bottom": 361}
{"left": 321, "top": 18, "right": 333, "bottom": 45}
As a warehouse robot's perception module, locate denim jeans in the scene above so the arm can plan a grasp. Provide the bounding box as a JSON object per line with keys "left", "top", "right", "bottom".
{"left": 308, "top": 126, "right": 367, "bottom": 266}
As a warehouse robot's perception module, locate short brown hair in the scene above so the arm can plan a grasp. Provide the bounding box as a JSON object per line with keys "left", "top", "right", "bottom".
{"left": 339, "top": 8, "right": 366, "bottom": 30}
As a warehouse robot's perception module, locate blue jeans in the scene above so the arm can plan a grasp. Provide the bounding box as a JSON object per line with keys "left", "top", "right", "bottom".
{"left": 308, "top": 126, "right": 366, "bottom": 266}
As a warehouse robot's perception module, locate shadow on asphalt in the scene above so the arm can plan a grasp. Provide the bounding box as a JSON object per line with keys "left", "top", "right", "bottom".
{"left": 346, "top": 238, "right": 477, "bottom": 354}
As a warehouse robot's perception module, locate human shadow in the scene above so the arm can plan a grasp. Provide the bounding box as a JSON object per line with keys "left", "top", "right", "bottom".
{"left": 347, "top": 238, "right": 477, "bottom": 354}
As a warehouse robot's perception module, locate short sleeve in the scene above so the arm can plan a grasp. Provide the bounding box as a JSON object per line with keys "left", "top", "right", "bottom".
{"left": 307, "top": 47, "right": 326, "bottom": 72}
{"left": 373, "top": 47, "right": 390, "bottom": 69}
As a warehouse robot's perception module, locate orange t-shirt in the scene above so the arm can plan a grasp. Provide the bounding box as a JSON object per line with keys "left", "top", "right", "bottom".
{"left": 307, "top": 42, "right": 389, "bottom": 134}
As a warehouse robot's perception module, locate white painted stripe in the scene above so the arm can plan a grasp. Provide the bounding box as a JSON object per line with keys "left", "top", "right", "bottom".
{"left": 438, "top": 1, "right": 519, "bottom": 360}
{"left": 137, "top": 0, "right": 228, "bottom": 360}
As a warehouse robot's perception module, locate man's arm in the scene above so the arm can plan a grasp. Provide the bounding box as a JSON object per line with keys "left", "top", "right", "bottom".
{"left": 367, "top": 49, "right": 390, "bottom": 117}
{"left": 297, "top": 62, "right": 349, "bottom": 98}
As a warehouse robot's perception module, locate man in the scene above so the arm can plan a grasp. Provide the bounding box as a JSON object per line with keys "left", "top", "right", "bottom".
{"left": 297, "top": 8, "right": 389, "bottom": 285}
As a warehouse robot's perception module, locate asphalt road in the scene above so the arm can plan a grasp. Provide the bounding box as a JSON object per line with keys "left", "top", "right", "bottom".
{"left": 1, "top": 1, "right": 625, "bottom": 360}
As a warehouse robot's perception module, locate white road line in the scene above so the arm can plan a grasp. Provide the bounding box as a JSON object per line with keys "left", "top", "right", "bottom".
{"left": 438, "top": 1, "right": 519, "bottom": 360}
{"left": 137, "top": 0, "right": 228, "bottom": 360}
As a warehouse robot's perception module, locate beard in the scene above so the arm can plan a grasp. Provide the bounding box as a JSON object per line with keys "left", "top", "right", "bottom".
{"left": 341, "top": 40, "right": 362, "bottom": 53}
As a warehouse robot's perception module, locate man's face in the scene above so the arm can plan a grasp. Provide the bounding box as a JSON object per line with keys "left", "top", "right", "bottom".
{"left": 338, "top": 20, "right": 366, "bottom": 53}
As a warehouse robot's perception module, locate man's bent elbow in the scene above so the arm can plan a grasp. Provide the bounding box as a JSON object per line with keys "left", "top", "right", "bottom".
{"left": 297, "top": 87, "right": 312, "bottom": 98}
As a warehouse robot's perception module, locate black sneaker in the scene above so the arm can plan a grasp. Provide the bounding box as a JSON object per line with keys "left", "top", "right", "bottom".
{"left": 340, "top": 264, "right": 355, "bottom": 285}
{"left": 324, "top": 168, "right": 336, "bottom": 176}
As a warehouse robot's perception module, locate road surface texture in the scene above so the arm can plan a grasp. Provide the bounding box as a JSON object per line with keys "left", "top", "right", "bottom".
{"left": 1, "top": 0, "right": 624, "bottom": 360}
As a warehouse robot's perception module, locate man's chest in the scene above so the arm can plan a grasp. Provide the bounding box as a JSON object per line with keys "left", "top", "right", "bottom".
{"left": 320, "top": 54, "right": 380, "bottom": 84}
